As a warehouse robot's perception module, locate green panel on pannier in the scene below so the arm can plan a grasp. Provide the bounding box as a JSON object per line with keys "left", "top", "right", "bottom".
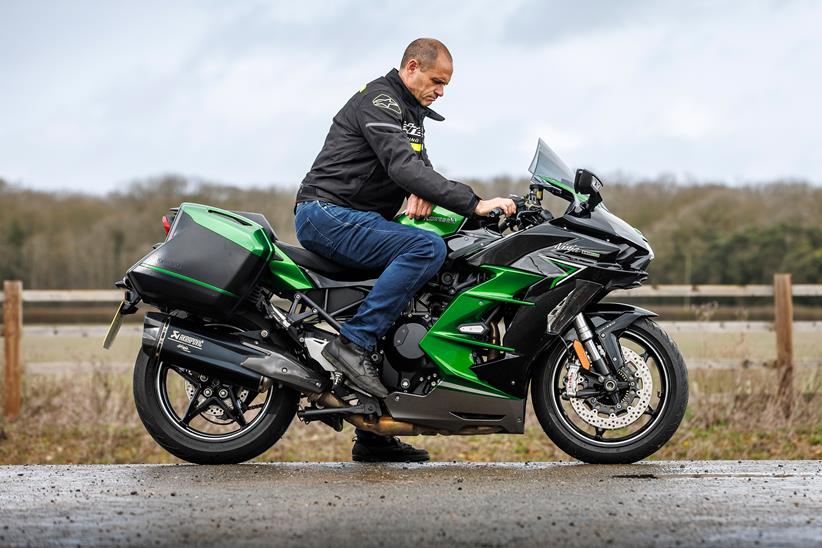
{"left": 181, "top": 203, "right": 272, "bottom": 257}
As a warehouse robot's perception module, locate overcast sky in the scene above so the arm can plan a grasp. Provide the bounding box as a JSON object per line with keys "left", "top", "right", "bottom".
{"left": 1, "top": 0, "right": 820, "bottom": 193}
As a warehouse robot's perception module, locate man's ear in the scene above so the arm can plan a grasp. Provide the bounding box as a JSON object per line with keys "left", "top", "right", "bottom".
{"left": 406, "top": 58, "right": 420, "bottom": 74}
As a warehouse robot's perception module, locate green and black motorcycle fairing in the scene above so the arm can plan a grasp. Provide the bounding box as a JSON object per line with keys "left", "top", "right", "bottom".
{"left": 107, "top": 139, "right": 688, "bottom": 465}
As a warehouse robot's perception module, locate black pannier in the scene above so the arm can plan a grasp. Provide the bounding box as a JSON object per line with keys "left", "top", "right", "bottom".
{"left": 127, "top": 203, "right": 273, "bottom": 316}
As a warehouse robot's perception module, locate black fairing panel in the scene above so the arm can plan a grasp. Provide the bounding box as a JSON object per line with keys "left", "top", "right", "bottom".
{"left": 127, "top": 210, "right": 267, "bottom": 316}
{"left": 502, "top": 278, "right": 575, "bottom": 355}
{"left": 550, "top": 211, "right": 651, "bottom": 269}
{"left": 466, "top": 224, "right": 571, "bottom": 266}
{"left": 470, "top": 354, "right": 532, "bottom": 399}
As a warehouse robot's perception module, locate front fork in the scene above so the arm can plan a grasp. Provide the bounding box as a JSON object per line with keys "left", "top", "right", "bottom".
{"left": 565, "top": 313, "right": 614, "bottom": 397}
{"left": 573, "top": 314, "right": 611, "bottom": 376}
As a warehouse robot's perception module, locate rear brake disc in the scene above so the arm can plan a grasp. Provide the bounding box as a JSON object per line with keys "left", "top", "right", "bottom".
{"left": 185, "top": 381, "right": 249, "bottom": 419}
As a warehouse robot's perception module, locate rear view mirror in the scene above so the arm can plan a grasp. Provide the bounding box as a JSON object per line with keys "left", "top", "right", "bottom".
{"left": 574, "top": 169, "right": 603, "bottom": 195}
{"left": 573, "top": 169, "right": 604, "bottom": 214}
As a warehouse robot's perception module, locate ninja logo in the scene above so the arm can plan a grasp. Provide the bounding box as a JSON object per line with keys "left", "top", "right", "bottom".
{"left": 551, "top": 242, "right": 601, "bottom": 258}
{"left": 372, "top": 94, "right": 402, "bottom": 115}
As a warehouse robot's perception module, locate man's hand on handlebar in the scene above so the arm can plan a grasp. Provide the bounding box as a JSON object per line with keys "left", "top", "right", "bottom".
{"left": 405, "top": 194, "right": 434, "bottom": 219}
{"left": 474, "top": 197, "right": 517, "bottom": 217}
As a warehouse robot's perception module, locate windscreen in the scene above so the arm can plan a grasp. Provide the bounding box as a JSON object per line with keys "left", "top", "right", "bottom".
{"left": 528, "top": 139, "right": 574, "bottom": 185}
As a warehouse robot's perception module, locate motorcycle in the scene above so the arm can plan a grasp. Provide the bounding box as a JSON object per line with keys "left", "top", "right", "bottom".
{"left": 104, "top": 139, "right": 688, "bottom": 464}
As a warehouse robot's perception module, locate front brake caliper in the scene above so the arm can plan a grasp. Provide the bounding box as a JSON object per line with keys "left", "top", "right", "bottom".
{"left": 565, "top": 362, "right": 580, "bottom": 397}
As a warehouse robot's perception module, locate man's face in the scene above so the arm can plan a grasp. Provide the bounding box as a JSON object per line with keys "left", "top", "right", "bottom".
{"left": 402, "top": 55, "right": 453, "bottom": 107}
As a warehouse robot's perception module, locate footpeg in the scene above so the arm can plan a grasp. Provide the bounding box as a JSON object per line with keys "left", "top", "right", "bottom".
{"left": 298, "top": 394, "right": 381, "bottom": 422}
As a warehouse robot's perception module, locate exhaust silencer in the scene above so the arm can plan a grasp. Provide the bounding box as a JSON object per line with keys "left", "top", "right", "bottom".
{"left": 142, "top": 312, "right": 329, "bottom": 394}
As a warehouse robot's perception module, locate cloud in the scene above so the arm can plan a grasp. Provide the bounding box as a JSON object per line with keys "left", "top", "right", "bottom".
{"left": 0, "top": 1, "right": 820, "bottom": 192}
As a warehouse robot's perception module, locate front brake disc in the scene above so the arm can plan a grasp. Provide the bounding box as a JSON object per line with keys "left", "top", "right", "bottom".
{"left": 569, "top": 346, "right": 653, "bottom": 430}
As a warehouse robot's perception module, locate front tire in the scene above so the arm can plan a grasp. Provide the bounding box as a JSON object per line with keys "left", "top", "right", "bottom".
{"left": 532, "top": 318, "right": 688, "bottom": 464}
{"left": 133, "top": 347, "right": 299, "bottom": 464}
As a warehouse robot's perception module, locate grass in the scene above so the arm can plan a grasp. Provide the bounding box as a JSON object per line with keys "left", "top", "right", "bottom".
{"left": 0, "top": 327, "right": 820, "bottom": 464}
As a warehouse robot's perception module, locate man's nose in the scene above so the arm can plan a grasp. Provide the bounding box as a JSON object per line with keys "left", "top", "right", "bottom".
{"left": 435, "top": 85, "right": 444, "bottom": 97}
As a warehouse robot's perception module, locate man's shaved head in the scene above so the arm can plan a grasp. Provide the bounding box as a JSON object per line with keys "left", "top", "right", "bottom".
{"left": 400, "top": 38, "right": 452, "bottom": 71}
{"left": 398, "top": 38, "right": 453, "bottom": 107}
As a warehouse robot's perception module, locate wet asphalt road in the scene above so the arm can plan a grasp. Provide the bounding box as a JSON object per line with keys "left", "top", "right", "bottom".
{"left": 0, "top": 461, "right": 820, "bottom": 547}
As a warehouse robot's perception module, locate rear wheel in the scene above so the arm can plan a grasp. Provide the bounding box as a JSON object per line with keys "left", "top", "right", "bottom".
{"left": 532, "top": 318, "right": 688, "bottom": 464}
{"left": 133, "top": 347, "right": 298, "bottom": 464}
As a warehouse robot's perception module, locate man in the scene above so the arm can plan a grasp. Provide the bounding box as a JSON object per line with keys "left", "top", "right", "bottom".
{"left": 294, "top": 38, "right": 515, "bottom": 462}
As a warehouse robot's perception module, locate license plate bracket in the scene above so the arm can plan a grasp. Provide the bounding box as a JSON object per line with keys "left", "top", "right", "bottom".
{"left": 102, "top": 301, "right": 125, "bottom": 349}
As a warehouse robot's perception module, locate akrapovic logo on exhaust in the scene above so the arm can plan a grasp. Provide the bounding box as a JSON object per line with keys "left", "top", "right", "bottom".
{"left": 169, "top": 330, "right": 204, "bottom": 349}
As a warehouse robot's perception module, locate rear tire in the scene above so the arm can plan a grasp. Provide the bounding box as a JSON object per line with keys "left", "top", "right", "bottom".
{"left": 133, "top": 347, "right": 299, "bottom": 464}
{"left": 531, "top": 318, "right": 688, "bottom": 464}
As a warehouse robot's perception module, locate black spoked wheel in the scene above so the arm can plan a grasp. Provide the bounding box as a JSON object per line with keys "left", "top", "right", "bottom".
{"left": 155, "top": 361, "right": 272, "bottom": 442}
{"left": 133, "top": 346, "right": 298, "bottom": 464}
{"left": 532, "top": 318, "right": 688, "bottom": 464}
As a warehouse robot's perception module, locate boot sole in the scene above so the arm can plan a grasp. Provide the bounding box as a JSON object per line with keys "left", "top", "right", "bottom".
{"left": 352, "top": 453, "right": 430, "bottom": 463}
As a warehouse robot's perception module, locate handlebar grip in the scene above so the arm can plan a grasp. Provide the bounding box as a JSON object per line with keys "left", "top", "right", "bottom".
{"left": 488, "top": 208, "right": 504, "bottom": 219}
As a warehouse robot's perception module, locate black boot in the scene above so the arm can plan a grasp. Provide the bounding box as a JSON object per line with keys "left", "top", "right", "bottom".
{"left": 322, "top": 336, "right": 389, "bottom": 398}
{"left": 352, "top": 433, "right": 430, "bottom": 463}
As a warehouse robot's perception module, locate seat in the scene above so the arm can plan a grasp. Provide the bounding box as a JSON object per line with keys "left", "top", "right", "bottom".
{"left": 232, "top": 210, "right": 378, "bottom": 282}
{"left": 276, "top": 242, "right": 380, "bottom": 282}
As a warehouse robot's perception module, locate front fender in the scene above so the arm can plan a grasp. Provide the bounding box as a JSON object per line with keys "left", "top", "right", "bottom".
{"left": 583, "top": 302, "right": 657, "bottom": 322}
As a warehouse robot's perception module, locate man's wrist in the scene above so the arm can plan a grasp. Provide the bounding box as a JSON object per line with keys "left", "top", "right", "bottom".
{"left": 467, "top": 194, "right": 482, "bottom": 216}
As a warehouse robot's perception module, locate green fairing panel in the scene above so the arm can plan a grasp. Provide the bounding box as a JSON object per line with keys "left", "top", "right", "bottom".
{"left": 268, "top": 245, "right": 314, "bottom": 292}
{"left": 394, "top": 206, "right": 465, "bottom": 237}
{"left": 180, "top": 203, "right": 272, "bottom": 257}
{"left": 419, "top": 265, "right": 542, "bottom": 399}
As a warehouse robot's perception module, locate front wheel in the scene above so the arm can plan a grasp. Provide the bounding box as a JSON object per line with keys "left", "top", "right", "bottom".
{"left": 133, "top": 347, "right": 299, "bottom": 464}
{"left": 532, "top": 318, "right": 688, "bottom": 464}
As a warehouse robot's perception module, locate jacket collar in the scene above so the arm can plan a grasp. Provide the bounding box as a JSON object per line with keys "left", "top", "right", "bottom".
{"left": 385, "top": 68, "right": 445, "bottom": 122}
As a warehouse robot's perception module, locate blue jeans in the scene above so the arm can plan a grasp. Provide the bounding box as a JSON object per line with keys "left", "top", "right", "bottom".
{"left": 294, "top": 201, "right": 447, "bottom": 351}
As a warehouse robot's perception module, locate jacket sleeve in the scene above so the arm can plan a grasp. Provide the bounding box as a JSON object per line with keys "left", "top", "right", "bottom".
{"left": 421, "top": 143, "right": 433, "bottom": 169}
{"left": 356, "top": 90, "right": 480, "bottom": 216}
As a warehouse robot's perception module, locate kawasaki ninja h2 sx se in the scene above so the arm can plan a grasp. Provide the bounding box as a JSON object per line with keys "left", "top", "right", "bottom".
{"left": 103, "top": 139, "right": 688, "bottom": 465}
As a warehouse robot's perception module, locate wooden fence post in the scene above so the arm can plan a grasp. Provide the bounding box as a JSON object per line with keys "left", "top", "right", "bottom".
{"left": 773, "top": 273, "right": 794, "bottom": 418}
{"left": 3, "top": 280, "right": 23, "bottom": 420}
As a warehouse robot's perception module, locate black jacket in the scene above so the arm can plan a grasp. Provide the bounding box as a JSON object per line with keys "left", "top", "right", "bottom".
{"left": 295, "top": 69, "right": 480, "bottom": 219}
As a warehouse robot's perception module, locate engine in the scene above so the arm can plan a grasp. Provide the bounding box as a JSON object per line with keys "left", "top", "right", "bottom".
{"left": 380, "top": 313, "right": 440, "bottom": 395}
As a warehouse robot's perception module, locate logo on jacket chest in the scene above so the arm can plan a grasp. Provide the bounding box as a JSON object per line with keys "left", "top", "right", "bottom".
{"left": 402, "top": 121, "right": 422, "bottom": 138}
{"left": 402, "top": 122, "right": 424, "bottom": 152}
